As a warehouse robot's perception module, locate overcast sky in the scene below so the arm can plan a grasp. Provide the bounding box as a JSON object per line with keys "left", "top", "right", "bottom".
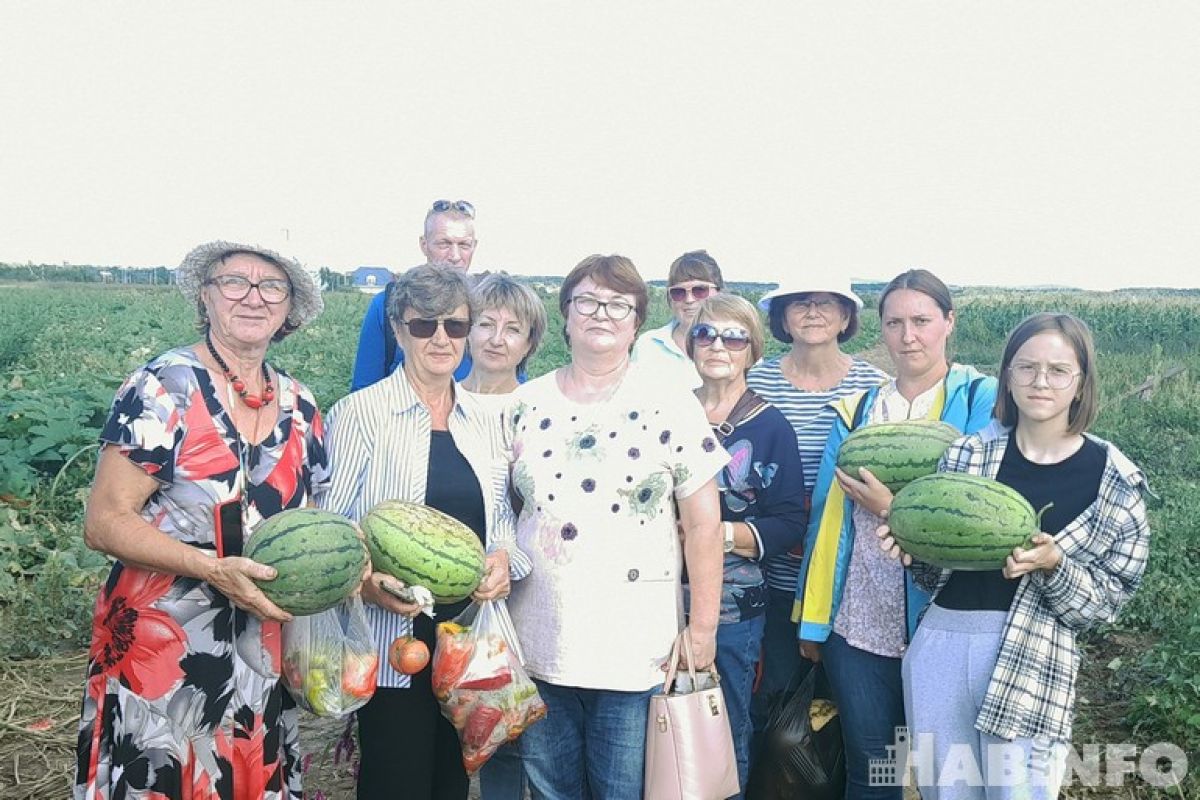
{"left": 1, "top": 2, "right": 1196, "bottom": 289}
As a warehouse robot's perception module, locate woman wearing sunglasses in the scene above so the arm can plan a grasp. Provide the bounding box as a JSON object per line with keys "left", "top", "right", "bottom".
{"left": 318, "top": 265, "right": 530, "bottom": 800}
{"left": 798, "top": 269, "right": 998, "bottom": 799}
{"left": 631, "top": 249, "right": 724, "bottom": 389}
{"left": 745, "top": 278, "right": 889, "bottom": 743}
{"left": 507, "top": 255, "right": 728, "bottom": 799}
{"left": 685, "top": 294, "right": 808, "bottom": 798}
{"left": 878, "top": 313, "right": 1151, "bottom": 798}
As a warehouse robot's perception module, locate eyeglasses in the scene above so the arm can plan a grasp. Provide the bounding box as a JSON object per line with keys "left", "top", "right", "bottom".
{"left": 691, "top": 324, "right": 751, "bottom": 352}
{"left": 430, "top": 199, "right": 476, "bottom": 218}
{"left": 570, "top": 295, "right": 635, "bottom": 321}
{"left": 668, "top": 284, "right": 716, "bottom": 302}
{"left": 1008, "top": 362, "right": 1081, "bottom": 389}
{"left": 788, "top": 297, "right": 840, "bottom": 314}
{"left": 206, "top": 275, "right": 292, "bottom": 304}
{"left": 400, "top": 317, "right": 471, "bottom": 339}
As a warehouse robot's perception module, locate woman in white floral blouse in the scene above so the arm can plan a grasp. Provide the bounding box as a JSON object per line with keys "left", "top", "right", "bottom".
{"left": 506, "top": 254, "right": 729, "bottom": 799}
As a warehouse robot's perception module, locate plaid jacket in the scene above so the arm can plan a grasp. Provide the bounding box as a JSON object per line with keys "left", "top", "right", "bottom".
{"left": 911, "top": 421, "right": 1152, "bottom": 741}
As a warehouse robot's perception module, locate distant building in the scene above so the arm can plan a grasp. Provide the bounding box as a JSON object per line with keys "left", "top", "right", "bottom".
{"left": 350, "top": 266, "right": 393, "bottom": 294}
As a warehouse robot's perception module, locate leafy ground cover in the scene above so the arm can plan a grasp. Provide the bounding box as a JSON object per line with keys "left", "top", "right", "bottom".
{"left": 1, "top": 283, "right": 1196, "bottom": 797}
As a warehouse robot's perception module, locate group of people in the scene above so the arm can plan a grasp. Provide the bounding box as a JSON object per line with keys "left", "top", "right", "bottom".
{"left": 75, "top": 199, "right": 1151, "bottom": 800}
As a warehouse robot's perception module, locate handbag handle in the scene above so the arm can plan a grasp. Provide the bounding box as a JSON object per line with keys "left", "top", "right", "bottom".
{"left": 661, "top": 628, "right": 718, "bottom": 695}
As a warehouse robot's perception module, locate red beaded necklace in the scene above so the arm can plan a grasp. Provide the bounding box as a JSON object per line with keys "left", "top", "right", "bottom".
{"left": 206, "top": 334, "right": 275, "bottom": 409}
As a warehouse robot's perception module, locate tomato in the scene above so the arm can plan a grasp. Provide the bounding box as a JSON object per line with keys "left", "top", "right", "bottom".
{"left": 342, "top": 651, "right": 379, "bottom": 698}
{"left": 389, "top": 636, "right": 431, "bottom": 675}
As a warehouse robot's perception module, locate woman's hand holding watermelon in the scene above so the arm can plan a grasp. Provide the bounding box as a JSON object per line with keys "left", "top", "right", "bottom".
{"left": 1002, "top": 533, "right": 1062, "bottom": 579}
{"left": 471, "top": 550, "right": 512, "bottom": 601}
{"left": 874, "top": 522, "right": 913, "bottom": 567}
{"left": 206, "top": 556, "right": 293, "bottom": 622}
{"left": 836, "top": 466, "right": 894, "bottom": 518}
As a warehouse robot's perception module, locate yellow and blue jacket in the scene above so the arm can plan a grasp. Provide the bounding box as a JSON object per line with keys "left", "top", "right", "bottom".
{"left": 795, "top": 364, "right": 999, "bottom": 643}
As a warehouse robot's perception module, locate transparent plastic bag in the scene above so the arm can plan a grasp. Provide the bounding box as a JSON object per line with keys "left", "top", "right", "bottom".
{"left": 432, "top": 599, "right": 547, "bottom": 773}
{"left": 281, "top": 595, "right": 378, "bottom": 718}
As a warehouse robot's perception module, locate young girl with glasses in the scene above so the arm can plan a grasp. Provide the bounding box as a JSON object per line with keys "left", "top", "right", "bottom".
{"left": 877, "top": 312, "right": 1152, "bottom": 798}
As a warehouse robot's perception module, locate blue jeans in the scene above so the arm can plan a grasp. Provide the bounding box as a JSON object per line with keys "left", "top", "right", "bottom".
{"left": 821, "top": 631, "right": 905, "bottom": 800}
{"left": 521, "top": 679, "right": 652, "bottom": 800}
{"left": 715, "top": 615, "right": 765, "bottom": 799}
{"left": 480, "top": 740, "right": 527, "bottom": 800}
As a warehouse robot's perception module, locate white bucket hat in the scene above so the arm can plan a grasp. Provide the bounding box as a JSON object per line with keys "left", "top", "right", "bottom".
{"left": 756, "top": 277, "right": 863, "bottom": 311}
{"left": 177, "top": 241, "right": 324, "bottom": 330}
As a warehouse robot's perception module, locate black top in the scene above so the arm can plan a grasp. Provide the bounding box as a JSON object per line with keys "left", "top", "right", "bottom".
{"left": 425, "top": 430, "right": 486, "bottom": 619}
{"left": 935, "top": 431, "right": 1106, "bottom": 612}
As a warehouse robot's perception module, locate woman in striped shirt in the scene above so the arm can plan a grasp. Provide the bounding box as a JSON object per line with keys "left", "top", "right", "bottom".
{"left": 317, "top": 265, "right": 530, "bottom": 800}
{"left": 746, "top": 277, "right": 888, "bottom": 738}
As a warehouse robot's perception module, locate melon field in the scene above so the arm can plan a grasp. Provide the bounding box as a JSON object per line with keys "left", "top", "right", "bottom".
{"left": 1, "top": 282, "right": 1197, "bottom": 797}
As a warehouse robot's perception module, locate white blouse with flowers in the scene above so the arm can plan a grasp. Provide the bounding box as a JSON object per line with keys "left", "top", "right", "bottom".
{"left": 506, "top": 369, "right": 729, "bottom": 691}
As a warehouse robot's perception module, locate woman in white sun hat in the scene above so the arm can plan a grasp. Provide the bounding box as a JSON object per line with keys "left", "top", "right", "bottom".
{"left": 745, "top": 275, "right": 889, "bottom": 744}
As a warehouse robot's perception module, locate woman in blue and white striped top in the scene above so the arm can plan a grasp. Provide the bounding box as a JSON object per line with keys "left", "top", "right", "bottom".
{"left": 745, "top": 277, "right": 888, "bottom": 736}
{"left": 317, "top": 265, "right": 530, "bottom": 800}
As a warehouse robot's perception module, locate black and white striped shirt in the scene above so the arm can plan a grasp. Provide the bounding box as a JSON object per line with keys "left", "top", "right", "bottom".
{"left": 316, "top": 368, "right": 530, "bottom": 689}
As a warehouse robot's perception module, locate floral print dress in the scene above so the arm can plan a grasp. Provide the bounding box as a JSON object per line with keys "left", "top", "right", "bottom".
{"left": 74, "top": 347, "right": 330, "bottom": 800}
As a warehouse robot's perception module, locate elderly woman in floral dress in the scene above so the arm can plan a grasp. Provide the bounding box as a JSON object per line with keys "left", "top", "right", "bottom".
{"left": 76, "top": 241, "right": 328, "bottom": 799}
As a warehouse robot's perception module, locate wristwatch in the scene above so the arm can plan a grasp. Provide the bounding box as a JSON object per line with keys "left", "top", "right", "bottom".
{"left": 722, "top": 522, "right": 736, "bottom": 553}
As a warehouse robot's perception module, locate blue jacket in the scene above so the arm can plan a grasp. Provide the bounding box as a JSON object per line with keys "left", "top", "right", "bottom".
{"left": 351, "top": 289, "right": 473, "bottom": 391}
{"left": 796, "top": 364, "right": 998, "bottom": 643}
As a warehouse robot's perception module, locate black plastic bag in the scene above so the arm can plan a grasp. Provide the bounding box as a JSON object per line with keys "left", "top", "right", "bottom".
{"left": 746, "top": 664, "right": 845, "bottom": 800}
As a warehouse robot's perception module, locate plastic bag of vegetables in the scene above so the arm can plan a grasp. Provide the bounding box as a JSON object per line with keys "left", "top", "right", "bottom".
{"left": 281, "top": 595, "right": 378, "bottom": 717}
{"left": 432, "top": 599, "right": 547, "bottom": 773}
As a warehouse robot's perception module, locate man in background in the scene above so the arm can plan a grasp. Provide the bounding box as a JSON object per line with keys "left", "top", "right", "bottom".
{"left": 350, "top": 199, "right": 478, "bottom": 390}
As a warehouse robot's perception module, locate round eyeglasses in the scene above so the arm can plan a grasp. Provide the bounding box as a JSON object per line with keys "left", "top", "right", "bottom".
{"left": 570, "top": 295, "right": 635, "bottom": 321}
{"left": 690, "top": 324, "right": 751, "bottom": 352}
{"left": 1008, "top": 363, "right": 1081, "bottom": 389}
{"left": 206, "top": 275, "right": 292, "bottom": 304}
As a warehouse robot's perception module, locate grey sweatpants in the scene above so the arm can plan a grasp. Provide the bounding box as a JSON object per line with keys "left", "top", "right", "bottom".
{"left": 902, "top": 604, "right": 1067, "bottom": 800}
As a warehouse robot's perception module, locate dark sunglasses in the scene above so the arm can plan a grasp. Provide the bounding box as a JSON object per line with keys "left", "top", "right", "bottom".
{"left": 691, "top": 324, "right": 751, "bottom": 351}
{"left": 668, "top": 284, "right": 715, "bottom": 302}
{"left": 400, "top": 317, "right": 471, "bottom": 339}
{"left": 430, "top": 199, "right": 475, "bottom": 218}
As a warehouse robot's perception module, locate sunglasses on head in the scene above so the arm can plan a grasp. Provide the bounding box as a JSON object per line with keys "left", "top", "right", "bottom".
{"left": 430, "top": 199, "right": 476, "bottom": 218}
{"left": 400, "top": 317, "right": 471, "bottom": 339}
{"left": 690, "top": 324, "right": 751, "bottom": 351}
{"left": 668, "top": 284, "right": 715, "bottom": 302}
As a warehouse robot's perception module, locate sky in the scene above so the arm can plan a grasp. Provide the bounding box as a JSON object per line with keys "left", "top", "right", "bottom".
{"left": 1, "top": 2, "right": 1197, "bottom": 290}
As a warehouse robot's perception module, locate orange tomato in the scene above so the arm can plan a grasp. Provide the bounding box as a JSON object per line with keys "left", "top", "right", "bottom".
{"left": 389, "top": 636, "right": 431, "bottom": 675}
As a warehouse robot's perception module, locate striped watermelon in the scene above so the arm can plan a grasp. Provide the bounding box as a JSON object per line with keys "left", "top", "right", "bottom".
{"left": 888, "top": 473, "right": 1041, "bottom": 570}
{"left": 836, "top": 419, "right": 961, "bottom": 492}
{"left": 244, "top": 508, "right": 368, "bottom": 616}
{"left": 361, "top": 500, "right": 485, "bottom": 604}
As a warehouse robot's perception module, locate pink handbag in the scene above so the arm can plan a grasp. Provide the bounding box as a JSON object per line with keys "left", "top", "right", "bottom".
{"left": 644, "top": 630, "right": 740, "bottom": 800}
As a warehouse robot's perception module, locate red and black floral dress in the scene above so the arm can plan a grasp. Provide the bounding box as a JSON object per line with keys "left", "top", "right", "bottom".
{"left": 74, "top": 347, "right": 330, "bottom": 800}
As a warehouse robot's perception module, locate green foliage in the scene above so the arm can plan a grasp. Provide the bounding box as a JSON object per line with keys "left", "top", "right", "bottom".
{"left": 0, "top": 281, "right": 1198, "bottom": 755}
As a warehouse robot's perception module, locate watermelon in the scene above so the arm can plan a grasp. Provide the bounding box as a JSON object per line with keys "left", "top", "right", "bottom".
{"left": 244, "top": 508, "right": 368, "bottom": 616}
{"left": 360, "top": 500, "right": 485, "bottom": 604}
{"left": 836, "top": 419, "right": 961, "bottom": 492}
{"left": 888, "top": 473, "right": 1043, "bottom": 571}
